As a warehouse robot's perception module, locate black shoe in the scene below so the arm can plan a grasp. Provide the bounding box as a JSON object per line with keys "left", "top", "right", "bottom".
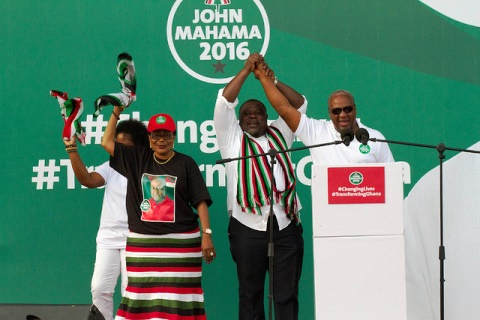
{"left": 87, "top": 304, "right": 106, "bottom": 320}
{"left": 26, "top": 316, "right": 42, "bottom": 320}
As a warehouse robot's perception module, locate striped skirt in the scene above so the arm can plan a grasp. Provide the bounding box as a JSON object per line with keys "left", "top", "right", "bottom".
{"left": 115, "top": 229, "right": 206, "bottom": 320}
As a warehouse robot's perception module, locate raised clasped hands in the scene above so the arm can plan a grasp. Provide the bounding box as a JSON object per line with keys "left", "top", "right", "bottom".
{"left": 244, "top": 52, "right": 263, "bottom": 72}
{"left": 252, "top": 60, "right": 275, "bottom": 83}
{"left": 243, "top": 52, "right": 276, "bottom": 84}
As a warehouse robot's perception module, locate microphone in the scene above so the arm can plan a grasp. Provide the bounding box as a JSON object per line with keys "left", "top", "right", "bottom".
{"left": 268, "top": 149, "right": 278, "bottom": 158}
{"left": 340, "top": 128, "right": 354, "bottom": 146}
{"left": 355, "top": 128, "right": 370, "bottom": 145}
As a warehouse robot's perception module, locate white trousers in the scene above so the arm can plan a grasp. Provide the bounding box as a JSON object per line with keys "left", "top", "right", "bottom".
{"left": 91, "top": 247, "right": 127, "bottom": 320}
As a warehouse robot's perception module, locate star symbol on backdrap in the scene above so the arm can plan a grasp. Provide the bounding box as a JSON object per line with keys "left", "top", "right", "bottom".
{"left": 212, "top": 60, "right": 226, "bottom": 73}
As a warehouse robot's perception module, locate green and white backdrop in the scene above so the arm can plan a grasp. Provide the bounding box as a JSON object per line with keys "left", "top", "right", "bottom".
{"left": 1, "top": 1, "right": 479, "bottom": 319}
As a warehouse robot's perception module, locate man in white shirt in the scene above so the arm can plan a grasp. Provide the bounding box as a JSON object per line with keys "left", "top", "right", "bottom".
{"left": 214, "top": 53, "right": 306, "bottom": 320}
{"left": 254, "top": 64, "right": 394, "bottom": 164}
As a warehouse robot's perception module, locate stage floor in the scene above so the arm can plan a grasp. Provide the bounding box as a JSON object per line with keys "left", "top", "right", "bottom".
{"left": 0, "top": 304, "right": 91, "bottom": 320}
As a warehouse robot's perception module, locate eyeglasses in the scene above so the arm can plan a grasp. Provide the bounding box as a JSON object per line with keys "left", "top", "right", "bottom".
{"left": 330, "top": 106, "right": 354, "bottom": 115}
{"left": 151, "top": 132, "right": 174, "bottom": 141}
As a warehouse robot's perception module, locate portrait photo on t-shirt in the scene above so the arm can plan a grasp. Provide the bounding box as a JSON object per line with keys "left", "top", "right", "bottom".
{"left": 140, "top": 174, "right": 176, "bottom": 222}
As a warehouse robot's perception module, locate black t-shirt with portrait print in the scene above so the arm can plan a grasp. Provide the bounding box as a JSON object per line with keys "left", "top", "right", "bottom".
{"left": 110, "top": 142, "right": 212, "bottom": 235}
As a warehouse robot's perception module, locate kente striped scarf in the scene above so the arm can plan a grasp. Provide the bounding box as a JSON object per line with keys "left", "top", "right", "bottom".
{"left": 50, "top": 90, "right": 86, "bottom": 146}
{"left": 94, "top": 52, "right": 136, "bottom": 117}
{"left": 237, "top": 126, "right": 298, "bottom": 221}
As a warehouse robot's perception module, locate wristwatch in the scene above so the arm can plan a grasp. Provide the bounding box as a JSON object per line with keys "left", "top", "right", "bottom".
{"left": 203, "top": 228, "right": 212, "bottom": 235}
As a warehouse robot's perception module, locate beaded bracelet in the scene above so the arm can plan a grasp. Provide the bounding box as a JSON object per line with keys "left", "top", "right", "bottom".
{"left": 112, "top": 111, "right": 120, "bottom": 120}
{"left": 65, "top": 144, "right": 78, "bottom": 153}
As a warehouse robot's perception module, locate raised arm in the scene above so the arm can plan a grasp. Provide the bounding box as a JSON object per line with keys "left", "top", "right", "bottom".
{"left": 254, "top": 63, "right": 302, "bottom": 132}
{"left": 222, "top": 53, "right": 264, "bottom": 102}
{"left": 276, "top": 80, "right": 305, "bottom": 110}
{"left": 101, "top": 106, "right": 124, "bottom": 156}
{"left": 64, "top": 137, "right": 105, "bottom": 188}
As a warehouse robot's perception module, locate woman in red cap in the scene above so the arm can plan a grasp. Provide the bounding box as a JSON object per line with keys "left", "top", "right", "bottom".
{"left": 102, "top": 106, "right": 216, "bottom": 320}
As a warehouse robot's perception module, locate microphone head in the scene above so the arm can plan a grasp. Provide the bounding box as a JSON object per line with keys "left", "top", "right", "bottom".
{"left": 340, "top": 128, "right": 354, "bottom": 139}
{"left": 340, "top": 128, "right": 354, "bottom": 146}
{"left": 267, "top": 149, "right": 277, "bottom": 158}
{"left": 355, "top": 128, "right": 370, "bottom": 145}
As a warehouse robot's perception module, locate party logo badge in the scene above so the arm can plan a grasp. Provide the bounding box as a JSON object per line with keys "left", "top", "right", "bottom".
{"left": 167, "top": 0, "right": 270, "bottom": 83}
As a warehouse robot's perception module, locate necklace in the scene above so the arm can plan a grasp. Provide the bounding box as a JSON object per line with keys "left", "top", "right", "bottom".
{"left": 153, "top": 151, "right": 175, "bottom": 165}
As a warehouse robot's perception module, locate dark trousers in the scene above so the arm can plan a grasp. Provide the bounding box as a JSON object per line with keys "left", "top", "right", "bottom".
{"left": 228, "top": 216, "right": 304, "bottom": 320}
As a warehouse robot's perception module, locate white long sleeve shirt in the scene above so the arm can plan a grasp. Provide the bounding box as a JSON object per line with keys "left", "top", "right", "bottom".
{"left": 214, "top": 89, "right": 307, "bottom": 231}
{"left": 295, "top": 114, "right": 394, "bottom": 164}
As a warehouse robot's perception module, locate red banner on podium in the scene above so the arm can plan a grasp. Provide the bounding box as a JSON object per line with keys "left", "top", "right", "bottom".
{"left": 327, "top": 167, "right": 385, "bottom": 204}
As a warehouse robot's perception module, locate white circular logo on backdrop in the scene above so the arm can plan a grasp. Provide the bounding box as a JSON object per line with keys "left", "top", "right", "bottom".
{"left": 167, "top": 0, "right": 270, "bottom": 84}
{"left": 419, "top": 0, "right": 480, "bottom": 27}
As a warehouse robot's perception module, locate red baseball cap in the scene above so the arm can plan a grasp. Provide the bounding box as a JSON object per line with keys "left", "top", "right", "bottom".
{"left": 147, "top": 113, "right": 176, "bottom": 133}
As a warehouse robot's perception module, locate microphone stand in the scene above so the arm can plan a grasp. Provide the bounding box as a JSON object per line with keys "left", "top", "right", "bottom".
{"left": 216, "top": 140, "right": 343, "bottom": 320}
{"left": 367, "top": 137, "right": 480, "bottom": 320}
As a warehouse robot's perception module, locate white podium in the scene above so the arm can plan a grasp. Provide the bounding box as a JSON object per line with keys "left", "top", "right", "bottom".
{"left": 311, "top": 162, "right": 410, "bottom": 320}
